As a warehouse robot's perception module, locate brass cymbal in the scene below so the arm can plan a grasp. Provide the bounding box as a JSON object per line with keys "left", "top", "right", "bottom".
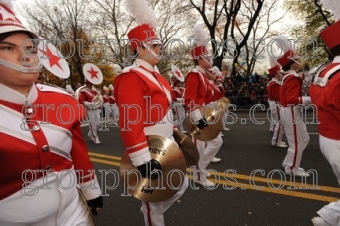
{"left": 185, "top": 104, "right": 223, "bottom": 141}
{"left": 173, "top": 130, "right": 199, "bottom": 166}
{"left": 120, "top": 135, "right": 186, "bottom": 202}
{"left": 217, "top": 97, "right": 230, "bottom": 112}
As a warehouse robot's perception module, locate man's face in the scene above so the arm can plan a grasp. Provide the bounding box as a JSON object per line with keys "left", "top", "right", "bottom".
{"left": 0, "top": 32, "right": 39, "bottom": 90}
{"left": 138, "top": 42, "right": 162, "bottom": 66}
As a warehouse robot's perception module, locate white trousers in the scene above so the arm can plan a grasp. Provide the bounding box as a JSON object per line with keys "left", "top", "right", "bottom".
{"left": 111, "top": 103, "right": 119, "bottom": 123}
{"left": 270, "top": 104, "right": 284, "bottom": 145}
{"left": 281, "top": 107, "right": 310, "bottom": 172}
{"left": 0, "top": 169, "right": 94, "bottom": 226}
{"left": 141, "top": 177, "right": 188, "bottom": 226}
{"left": 193, "top": 134, "right": 223, "bottom": 181}
{"left": 102, "top": 103, "right": 112, "bottom": 122}
{"left": 317, "top": 135, "right": 340, "bottom": 225}
{"left": 173, "top": 104, "right": 185, "bottom": 131}
{"left": 87, "top": 108, "right": 101, "bottom": 142}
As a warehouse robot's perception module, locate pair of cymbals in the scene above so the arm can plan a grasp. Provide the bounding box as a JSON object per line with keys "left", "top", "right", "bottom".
{"left": 185, "top": 104, "right": 223, "bottom": 141}
{"left": 217, "top": 97, "right": 231, "bottom": 113}
{"left": 120, "top": 135, "right": 187, "bottom": 202}
{"left": 173, "top": 130, "right": 199, "bottom": 167}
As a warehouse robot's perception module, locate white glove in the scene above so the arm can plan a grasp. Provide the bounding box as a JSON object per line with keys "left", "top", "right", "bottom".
{"left": 189, "top": 108, "right": 202, "bottom": 122}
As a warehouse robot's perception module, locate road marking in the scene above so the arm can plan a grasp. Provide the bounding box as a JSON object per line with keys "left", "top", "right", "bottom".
{"left": 89, "top": 152, "right": 340, "bottom": 203}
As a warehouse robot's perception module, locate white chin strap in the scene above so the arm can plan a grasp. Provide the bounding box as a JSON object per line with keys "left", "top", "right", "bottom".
{"left": 292, "top": 58, "right": 302, "bottom": 66}
{"left": 0, "top": 58, "right": 42, "bottom": 73}
{"left": 202, "top": 57, "right": 213, "bottom": 67}
{"left": 142, "top": 43, "right": 161, "bottom": 60}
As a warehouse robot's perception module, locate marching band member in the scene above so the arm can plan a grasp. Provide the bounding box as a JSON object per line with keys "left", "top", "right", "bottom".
{"left": 309, "top": 1, "right": 340, "bottom": 225}
{"left": 108, "top": 84, "right": 119, "bottom": 125}
{"left": 78, "top": 71, "right": 103, "bottom": 145}
{"left": 214, "top": 66, "right": 230, "bottom": 132}
{"left": 101, "top": 86, "right": 112, "bottom": 122}
{"left": 114, "top": 0, "right": 188, "bottom": 225}
{"left": 266, "top": 58, "right": 287, "bottom": 148}
{"left": 275, "top": 35, "right": 311, "bottom": 177}
{"left": 170, "top": 65, "right": 186, "bottom": 133}
{"left": 0, "top": 1, "right": 102, "bottom": 225}
{"left": 185, "top": 23, "right": 218, "bottom": 187}
{"left": 205, "top": 69, "right": 223, "bottom": 164}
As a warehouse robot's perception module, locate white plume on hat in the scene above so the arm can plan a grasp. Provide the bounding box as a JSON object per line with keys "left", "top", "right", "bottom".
{"left": 125, "top": 0, "right": 157, "bottom": 29}
{"left": 269, "top": 56, "right": 279, "bottom": 68}
{"left": 274, "top": 35, "right": 292, "bottom": 53}
{"left": 321, "top": 0, "right": 340, "bottom": 21}
{"left": 193, "top": 23, "right": 209, "bottom": 47}
{"left": 108, "top": 84, "right": 114, "bottom": 90}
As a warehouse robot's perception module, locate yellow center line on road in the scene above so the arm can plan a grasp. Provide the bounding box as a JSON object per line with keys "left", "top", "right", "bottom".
{"left": 89, "top": 152, "right": 340, "bottom": 202}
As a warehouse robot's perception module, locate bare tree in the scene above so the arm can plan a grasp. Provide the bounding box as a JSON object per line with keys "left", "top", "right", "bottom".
{"left": 19, "top": 0, "right": 93, "bottom": 85}
{"left": 189, "top": 0, "right": 265, "bottom": 75}
{"left": 236, "top": 0, "right": 284, "bottom": 76}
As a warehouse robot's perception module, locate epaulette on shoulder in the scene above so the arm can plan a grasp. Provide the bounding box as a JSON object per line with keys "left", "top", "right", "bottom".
{"left": 120, "top": 64, "right": 139, "bottom": 74}
{"left": 36, "top": 84, "right": 70, "bottom": 96}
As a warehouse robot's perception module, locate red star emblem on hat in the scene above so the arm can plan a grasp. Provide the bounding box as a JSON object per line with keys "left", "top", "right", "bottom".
{"left": 87, "top": 67, "right": 98, "bottom": 79}
{"left": 38, "top": 45, "right": 63, "bottom": 71}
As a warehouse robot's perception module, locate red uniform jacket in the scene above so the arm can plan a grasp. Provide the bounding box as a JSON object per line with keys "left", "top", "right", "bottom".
{"left": 309, "top": 59, "right": 340, "bottom": 140}
{"left": 78, "top": 87, "right": 99, "bottom": 104}
{"left": 102, "top": 95, "right": 109, "bottom": 104}
{"left": 185, "top": 67, "right": 210, "bottom": 113}
{"left": 108, "top": 95, "right": 116, "bottom": 105}
{"left": 279, "top": 70, "right": 303, "bottom": 107}
{"left": 171, "top": 87, "right": 183, "bottom": 102}
{"left": 0, "top": 84, "right": 98, "bottom": 200}
{"left": 267, "top": 79, "right": 280, "bottom": 102}
{"left": 114, "top": 61, "right": 172, "bottom": 166}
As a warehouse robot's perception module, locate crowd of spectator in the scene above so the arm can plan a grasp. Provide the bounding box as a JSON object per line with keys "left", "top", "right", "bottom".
{"left": 223, "top": 72, "right": 271, "bottom": 107}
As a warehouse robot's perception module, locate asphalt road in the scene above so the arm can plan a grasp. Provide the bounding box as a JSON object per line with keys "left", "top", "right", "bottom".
{"left": 83, "top": 111, "right": 338, "bottom": 226}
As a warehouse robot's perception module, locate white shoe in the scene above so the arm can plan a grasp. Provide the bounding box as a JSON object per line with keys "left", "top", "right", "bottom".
{"left": 222, "top": 127, "right": 230, "bottom": 131}
{"left": 272, "top": 142, "right": 288, "bottom": 148}
{"left": 220, "top": 132, "right": 224, "bottom": 137}
{"left": 311, "top": 217, "right": 331, "bottom": 226}
{"left": 204, "top": 169, "right": 211, "bottom": 177}
{"left": 194, "top": 179, "right": 215, "bottom": 187}
{"left": 211, "top": 157, "right": 221, "bottom": 163}
{"left": 285, "top": 167, "right": 310, "bottom": 177}
{"left": 94, "top": 138, "right": 101, "bottom": 144}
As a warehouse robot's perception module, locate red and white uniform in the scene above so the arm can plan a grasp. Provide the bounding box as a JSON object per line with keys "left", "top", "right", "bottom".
{"left": 102, "top": 94, "right": 112, "bottom": 120}
{"left": 309, "top": 56, "right": 340, "bottom": 225}
{"left": 279, "top": 70, "right": 311, "bottom": 173}
{"left": 185, "top": 66, "right": 218, "bottom": 181}
{"left": 78, "top": 87, "right": 101, "bottom": 144}
{"left": 171, "top": 85, "right": 185, "bottom": 131}
{"left": 0, "top": 83, "right": 101, "bottom": 225}
{"left": 114, "top": 59, "right": 188, "bottom": 226}
{"left": 108, "top": 93, "right": 119, "bottom": 124}
{"left": 205, "top": 80, "right": 223, "bottom": 165}
{"left": 267, "top": 78, "right": 284, "bottom": 146}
